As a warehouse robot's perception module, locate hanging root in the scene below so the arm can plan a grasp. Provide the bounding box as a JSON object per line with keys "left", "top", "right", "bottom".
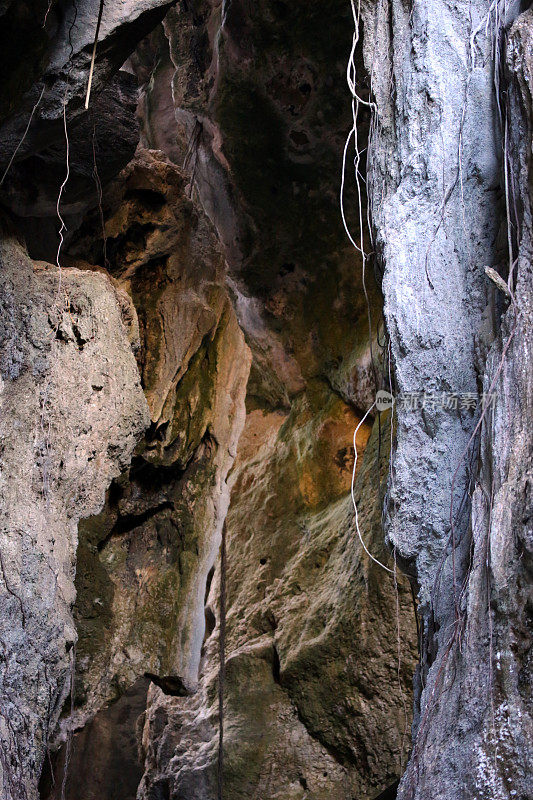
{"left": 341, "top": 0, "right": 378, "bottom": 381}
{"left": 217, "top": 522, "right": 227, "bottom": 800}
{"left": 55, "top": 100, "right": 70, "bottom": 302}
{"left": 351, "top": 402, "right": 394, "bottom": 574}
{"left": 42, "top": 0, "right": 54, "bottom": 27}
{"left": 85, "top": 0, "right": 105, "bottom": 110}
{"left": 60, "top": 647, "right": 76, "bottom": 800}
{"left": 91, "top": 122, "right": 108, "bottom": 267}
{"left": 394, "top": 550, "right": 410, "bottom": 770}
{"left": 342, "top": 0, "right": 396, "bottom": 577}
{"left": 0, "top": 86, "right": 46, "bottom": 188}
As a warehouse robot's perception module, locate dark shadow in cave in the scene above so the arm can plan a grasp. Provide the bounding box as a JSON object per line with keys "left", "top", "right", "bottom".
{"left": 39, "top": 677, "right": 149, "bottom": 800}
{"left": 373, "top": 779, "right": 400, "bottom": 800}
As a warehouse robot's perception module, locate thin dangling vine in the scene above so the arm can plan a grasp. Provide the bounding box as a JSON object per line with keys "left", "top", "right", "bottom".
{"left": 217, "top": 521, "right": 227, "bottom": 800}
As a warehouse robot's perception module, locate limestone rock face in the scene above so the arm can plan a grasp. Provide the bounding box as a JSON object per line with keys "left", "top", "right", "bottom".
{"left": 0, "top": 0, "right": 176, "bottom": 258}
{"left": 360, "top": 1, "right": 533, "bottom": 797}
{"left": 138, "top": 401, "right": 417, "bottom": 800}
{"left": 139, "top": 0, "right": 380, "bottom": 412}
{"left": 39, "top": 149, "right": 251, "bottom": 798}
{"left": 361, "top": 0, "right": 504, "bottom": 607}
{"left": 40, "top": 677, "right": 150, "bottom": 800}
{"left": 0, "top": 0, "right": 174, "bottom": 157}
{"left": 0, "top": 235, "right": 149, "bottom": 800}
{"left": 70, "top": 149, "right": 231, "bottom": 436}
{"left": 0, "top": 2, "right": 529, "bottom": 800}
{"left": 71, "top": 294, "right": 249, "bottom": 715}
{"left": 3, "top": 72, "right": 140, "bottom": 260}
{"left": 118, "top": 12, "right": 420, "bottom": 795}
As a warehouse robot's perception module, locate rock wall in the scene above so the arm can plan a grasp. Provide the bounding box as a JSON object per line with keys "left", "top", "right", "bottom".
{"left": 0, "top": 1, "right": 529, "bottom": 799}
{"left": 0, "top": 235, "right": 149, "bottom": 799}
{"left": 138, "top": 405, "right": 417, "bottom": 800}
{"left": 139, "top": 0, "right": 381, "bottom": 412}
{"left": 361, "top": 0, "right": 533, "bottom": 797}
{"left": 58, "top": 139, "right": 414, "bottom": 799}
{"left": 0, "top": 4, "right": 251, "bottom": 797}
{"left": 0, "top": 0, "right": 175, "bottom": 258}
{"left": 126, "top": 3, "right": 419, "bottom": 798}
{"left": 40, "top": 149, "right": 251, "bottom": 798}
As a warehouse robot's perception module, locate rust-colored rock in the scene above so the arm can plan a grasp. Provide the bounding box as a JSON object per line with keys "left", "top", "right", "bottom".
{"left": 138, "top": 402, "right": 417, "bottom": 800}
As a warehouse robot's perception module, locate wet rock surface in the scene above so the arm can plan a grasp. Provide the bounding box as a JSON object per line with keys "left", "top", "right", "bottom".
{"left": 138, "top": 408, "right": 417, "bottom": 800}
{"left": 0, "top": 0, "right": 176, "bottom": 258}
{"left": 139, "top": 0, "right": 381, "bottom": 412}
{"left": 61, "top": 149, "right": 251, "bottom": 742}
{"left": 40, "top": 677, "right": 150, "bottom": 800}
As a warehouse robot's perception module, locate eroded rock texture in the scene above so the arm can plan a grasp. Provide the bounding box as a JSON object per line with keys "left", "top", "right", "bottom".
{"left": 361, "top": 0, "right": 533, "bottom": 797}
{"left": 0, "top": 1, "right": 417, "bottom": 798}
{"left": 0, "top": 1, "right": 530, "bottom": 799}
{"left": 53, "top": 138, "right": 413, "bottom": 799}
{"left": 0, "top": 234, "right": 149, "bottom": 799}
{"left": 40, "top": 149, "right": 251, "bottom": 797}
{"left": 0, "top": 0, "right": 175, "bottom": 257}
{"left": 139, "top": 408, "right": 417, "bottom": 800}
{"left": 138, "top": 0, "right": 380, "bottom": 412}
{"left": 122, "top": 4, "right": 418, "bottom": 798}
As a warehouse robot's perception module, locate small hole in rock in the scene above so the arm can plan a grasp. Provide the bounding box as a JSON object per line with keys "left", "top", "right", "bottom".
{"left": 290, "top": 129, "right": 310, "bottom": 146}
{"left": 279, "top": 261, "right": 295, "bottom": 276}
